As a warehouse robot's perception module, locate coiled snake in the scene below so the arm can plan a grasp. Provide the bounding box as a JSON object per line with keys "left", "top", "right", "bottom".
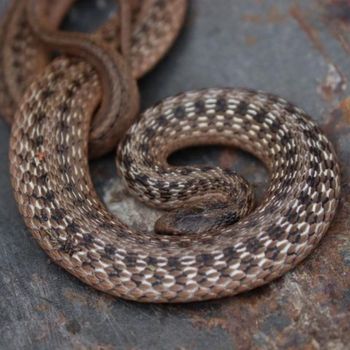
{"left": 3, "top": 1, "right": 341, "bottom": 302}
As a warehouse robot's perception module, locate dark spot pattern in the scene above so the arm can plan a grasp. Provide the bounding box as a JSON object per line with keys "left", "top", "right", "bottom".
{"left": 174, "top": 106, "right": 186, "bottom": 119}
{"left": 216, "top": 98, "right": 227, "bottom": 112}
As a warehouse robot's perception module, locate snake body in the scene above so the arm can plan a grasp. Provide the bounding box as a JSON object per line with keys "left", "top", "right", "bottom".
{"left": 10, "top": 55, "right": 341, "bottom": 302}
{"left": 2, "top": 1, "right": 341, "bottom": 302}
{"left": 26, "top": 0, "right": 140, "bottom": 158}
{"left": 0, "top": 0, "right": 187, "bottom": 156}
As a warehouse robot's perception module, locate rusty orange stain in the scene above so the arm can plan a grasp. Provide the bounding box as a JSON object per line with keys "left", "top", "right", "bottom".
{"left": 245, "top": 35, "right": 258, "bottom": 46}
{"left": 290, "top": 4, "right": 348, "bottom": 102}
{"left": 324, "top": 0, "right": 350, "bottom": 26}
{"left": 290, "top": 4, "right": 328, "bottom": 57}
{"left": 339, "top": 97, "right": 350, "bottom": 123}
{"left": 267, "top": 5, "right": 288, "bottom": 23}
{"left": 242, "top": 5, "right": 287, "bottom": 25}
{"left": 33, "top": 303, "right": 50, "bottom": 312}
{"left": 317, "top": 0, "right": 350, "bottom": 56}
{"left": 242, "top": 13, "right": 262, "bottom": 24}
{"left": 191, "top": 314, "right": 230, "bottom": 332}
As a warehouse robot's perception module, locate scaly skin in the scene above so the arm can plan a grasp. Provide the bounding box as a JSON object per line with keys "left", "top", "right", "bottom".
{"left": 0, "top": 0, "right": 188, "bottom": 157}
{"left": 10, "top": 57, "right": 341, "bottom": 302}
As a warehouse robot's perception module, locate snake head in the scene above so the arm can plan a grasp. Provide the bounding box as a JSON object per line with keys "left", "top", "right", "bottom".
{"left": 153, "top": 168, "right": 255, "bottom": 236}
{"left": 155, "top": 199, "right": 242, "bottom": 235}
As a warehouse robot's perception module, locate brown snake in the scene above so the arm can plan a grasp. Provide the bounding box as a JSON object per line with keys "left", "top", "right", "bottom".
{"left": 0, "top": 0, "right": 187, "bottom": 156}
{"left": 3, "top": 1, "right": 342, "bottom": 303}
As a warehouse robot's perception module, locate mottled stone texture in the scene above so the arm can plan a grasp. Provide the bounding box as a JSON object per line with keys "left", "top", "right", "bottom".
{"left": 0, "top": 0, "right": 349, "bottom": 349}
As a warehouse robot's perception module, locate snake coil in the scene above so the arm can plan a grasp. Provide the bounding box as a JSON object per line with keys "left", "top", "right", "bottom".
{"left": 2, "top": 0, "right": 342, "bottom": 302}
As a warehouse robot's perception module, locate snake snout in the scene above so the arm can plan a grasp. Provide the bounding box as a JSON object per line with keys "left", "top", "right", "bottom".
{"left": 153, "top": 167, "right": 255, "bottom": 235}
{"left": 154, "top": 200, "right": 241, "bottom": 236}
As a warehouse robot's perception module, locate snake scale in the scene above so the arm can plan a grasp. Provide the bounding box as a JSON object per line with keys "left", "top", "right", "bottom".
{"left": 3, "top": 1, "right": 342, "bottom": 303}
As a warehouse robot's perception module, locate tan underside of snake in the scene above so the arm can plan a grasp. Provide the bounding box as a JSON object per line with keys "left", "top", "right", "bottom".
{"left": 4, "top": 1, "right": 342, "bottom": 302}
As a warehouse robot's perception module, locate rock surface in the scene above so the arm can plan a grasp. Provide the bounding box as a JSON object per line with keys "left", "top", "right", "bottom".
{"left": 0, "top": 0, "right": 349, "bottom": 349}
